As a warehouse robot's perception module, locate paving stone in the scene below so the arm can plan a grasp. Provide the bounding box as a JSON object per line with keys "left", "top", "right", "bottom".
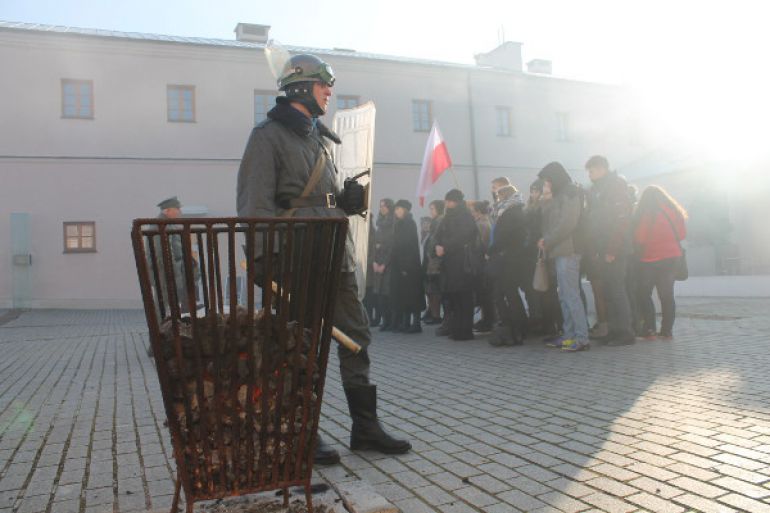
{"left": 496, "top": 489, "right": 546, "bottom": 511}
{"left": 711, "top": 476, "right": 770, "bottom": 499}
{"left": 453, "top": 486, "right": 498, "bottom": 508}
{"left": 536, "top": 490, "right": 589, "bottom": 513}
{"left": 581, "top": 492, "right": 636, "bottom": 513}
{"left": 669, "top": 476, "right": 729, "bottom": 498}
{"left": 718, "top": 493, "right": 770, "bottom": 513}
{"left": 675, "top": 493, "right": 740, "bottom": 513}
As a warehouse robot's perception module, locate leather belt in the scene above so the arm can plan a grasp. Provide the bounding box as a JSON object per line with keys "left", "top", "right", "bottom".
{"left": 280, "top": 193, "right": 337, "bottom": 209}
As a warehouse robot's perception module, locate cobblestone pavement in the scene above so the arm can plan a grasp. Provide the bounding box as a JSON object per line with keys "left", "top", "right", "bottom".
{"left": 0, "top": 299, "right": 769, "bottom": 513}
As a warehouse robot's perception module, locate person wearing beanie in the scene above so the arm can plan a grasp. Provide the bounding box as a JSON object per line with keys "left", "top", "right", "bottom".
{"left": 486, "top": 181, "right": 529, "bottom": 347}
{"left": 434, "top": 189, "right": 480, "bottom": 341}
{"left": 373, "top": 199, "right": 396, "bottom": 331}
{"left": 471, "top": 200, "right": 496, "bottom": 333}
{"left": 536, "top": 162, "right": 590, "bottom": 352}
{"left": 390, "top": 200, "right": 425, "bottom": 333}
{"left": 421, "top": 200, "right": 445, "bottom": 325}
{"left": 525, "top": 179, "right": 563, "bottom": 338}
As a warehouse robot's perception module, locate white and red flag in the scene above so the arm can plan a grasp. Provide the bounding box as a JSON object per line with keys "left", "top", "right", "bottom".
{"left": 416, "top": 121, "right": 452, "bottom": 207}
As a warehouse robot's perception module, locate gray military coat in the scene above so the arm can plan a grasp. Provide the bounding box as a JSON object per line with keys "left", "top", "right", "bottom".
{"left": 236, "top": 98, "right": 356, "bottom": 271}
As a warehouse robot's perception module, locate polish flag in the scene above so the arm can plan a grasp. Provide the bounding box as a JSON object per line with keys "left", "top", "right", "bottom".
{"left": 416, "top": 121, "right": 452, "bottom": 207}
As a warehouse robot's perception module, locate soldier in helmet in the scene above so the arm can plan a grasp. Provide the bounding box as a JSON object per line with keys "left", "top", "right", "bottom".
{"left": 237, "top": 54, "right": 411, "bottom": 465}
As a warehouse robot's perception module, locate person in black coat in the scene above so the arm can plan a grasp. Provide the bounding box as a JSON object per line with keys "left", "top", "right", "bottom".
{"left": 487, "top": 186, "right": 529, "bottom": 346}
{"left": 390, "top": 200, "right": 426, "bottom": 333}
{"left": 434, "top": 189, "right": 479, "bottom": 341}
{"left": 373, "top": 199, "right": 395, "bottom": 330}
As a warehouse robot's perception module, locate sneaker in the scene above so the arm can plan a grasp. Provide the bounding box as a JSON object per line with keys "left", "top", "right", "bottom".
{"left": 473, "top": 321, "right": 493, "bottom": 333}
{"left": 546, "top": 337, "right": 570, "bottom": 348}
{"left": 562, "top": 340, "right": 590, "bottom": 352}
{"left": 657, "top": 332, "right": 673, "bottom": 341}
{"left": 640, "top": 331, "right": 657, "bottom": 341}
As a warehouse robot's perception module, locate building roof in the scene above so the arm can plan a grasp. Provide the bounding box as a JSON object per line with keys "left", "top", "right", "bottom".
{"left": 0, "top": 19, "right": 477, "bottom": 70}
{"left": 0, "top": 19, "right": 619, "bottom": 87}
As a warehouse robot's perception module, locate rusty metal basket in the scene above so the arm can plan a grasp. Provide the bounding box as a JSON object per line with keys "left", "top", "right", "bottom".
{"left": 131, "top": 217, "right": 348, "bottom": 513}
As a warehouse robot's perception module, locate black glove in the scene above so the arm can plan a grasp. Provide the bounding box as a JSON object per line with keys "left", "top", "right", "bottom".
{"left": 338, "top": 178, "right": 367, "bottom": 216}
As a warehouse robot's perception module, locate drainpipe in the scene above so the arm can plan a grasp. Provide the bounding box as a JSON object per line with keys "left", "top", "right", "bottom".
{"left": 467, "top": 71, "right": 480, "bottom": 200}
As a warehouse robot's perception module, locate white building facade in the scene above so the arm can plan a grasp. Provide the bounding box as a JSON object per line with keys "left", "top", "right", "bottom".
{"left": 1, "top": 21, "right": 650, "bottom": 308}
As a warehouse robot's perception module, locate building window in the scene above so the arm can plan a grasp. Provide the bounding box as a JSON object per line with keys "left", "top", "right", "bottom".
{"left": 63, "top": 222, "right": 96, "bottom": 253}
{"left": 496, "top": 106, "right": 512, "bottom": 137}
{"left": 337, "top": 95, "right": 360, "bottom": 110}
{"left": 167, "top": 85, "right": 195, "bottom": 122}
{"left": 412, "top": 100, "right": 432, "bottom": 132}
{"left": 556, "top": 112, "right": 570, "bottom": 141}
{"left": 254, "top": 90, "right": 275, "bottom": 125}
{"left": 61, "top": 79, "right": 94, "bottom": 119}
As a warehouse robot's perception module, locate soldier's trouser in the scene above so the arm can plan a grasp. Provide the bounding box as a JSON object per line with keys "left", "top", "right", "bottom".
{"left": 334, "top": 272, "right": 372, "bottom": 387}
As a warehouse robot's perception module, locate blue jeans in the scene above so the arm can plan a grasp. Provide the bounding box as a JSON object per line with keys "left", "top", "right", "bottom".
{"left": 554, "top": 255, "right": 588, "bottom": 344}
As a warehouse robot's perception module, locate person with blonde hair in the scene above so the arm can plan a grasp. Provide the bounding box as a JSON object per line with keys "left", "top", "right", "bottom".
{"left": 632, "top": 185, "right": 687, "bottom": 340}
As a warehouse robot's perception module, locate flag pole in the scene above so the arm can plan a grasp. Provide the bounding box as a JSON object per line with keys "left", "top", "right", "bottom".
{"left": 448, "top": 166, "right": 461, "bottom": 189}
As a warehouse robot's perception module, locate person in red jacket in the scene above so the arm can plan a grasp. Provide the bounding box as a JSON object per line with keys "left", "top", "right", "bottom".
{"left": 632, "top": 185, "right": 687, "bottom": 339}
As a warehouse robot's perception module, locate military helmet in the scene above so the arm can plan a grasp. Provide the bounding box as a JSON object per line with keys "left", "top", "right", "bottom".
{"left": 278, "top": 54, "right": 335, "bottom": 90}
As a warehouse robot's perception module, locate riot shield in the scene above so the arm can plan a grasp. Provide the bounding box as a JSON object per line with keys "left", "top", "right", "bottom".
{"left": 331, "top": 102, "right": 376, "bottom": 300}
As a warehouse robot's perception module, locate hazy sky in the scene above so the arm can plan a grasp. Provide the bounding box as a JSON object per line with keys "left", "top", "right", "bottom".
{"left": 0, "top": 0, "right": 764, "bottom": 83}
{"left": 2, "top": 0, "right": 768, "bottom": 158}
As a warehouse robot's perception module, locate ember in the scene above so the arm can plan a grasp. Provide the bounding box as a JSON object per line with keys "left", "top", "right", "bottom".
{"left": 158, "top": 309, "right": 320, "bottom": 493}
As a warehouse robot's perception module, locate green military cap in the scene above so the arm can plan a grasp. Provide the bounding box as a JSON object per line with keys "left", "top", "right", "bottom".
{"left": 157, "top": 196, "right": 181, "bottom": 210}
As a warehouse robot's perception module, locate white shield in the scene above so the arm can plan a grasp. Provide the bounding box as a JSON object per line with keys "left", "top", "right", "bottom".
{"left": 331, "top": 102, "right": 376, "bottom": 300}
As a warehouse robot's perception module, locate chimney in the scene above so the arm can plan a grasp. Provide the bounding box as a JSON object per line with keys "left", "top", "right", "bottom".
{"left": 474, "top": 42, "right": 523, "bottom": 72}
{"left": 527, "top": 59, "right": 552, "bottom": 75}
{"left": 234, "top": 23, "right": 271, "bottom": 43}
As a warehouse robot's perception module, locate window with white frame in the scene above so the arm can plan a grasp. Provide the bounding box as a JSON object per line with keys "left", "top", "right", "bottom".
{"left": 254, "top": 90, "right": 275, "bottom": 125}
{"left": 61, "top": 79, "right": 94, "bottom": 119}
{"left": 167, "top": 85, "right": 195, "bottom": 122}
{"left": 496, "top": 106, "right": 512, "bottom": 137}
{"left": 63, "top": 222, "right": 96, "bottom": 253}
{"left": 412, "top": 100, "right": 432, "bottom": 132}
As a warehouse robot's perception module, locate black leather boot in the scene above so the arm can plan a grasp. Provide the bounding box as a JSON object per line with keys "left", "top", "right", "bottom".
{"left": 392, "top": 311, "right": 407, "bottom": 332}
{"left": 379, "top": 308, "right": 392, "bottom": 331}
{"left": 314, "top": 434, "right": 340, "bottom": 465}
{"left": 406, "top": 312, "right": 422, "bottom": 333}
{"left": 344, "top": 385, "right": 411, "bottom": 454}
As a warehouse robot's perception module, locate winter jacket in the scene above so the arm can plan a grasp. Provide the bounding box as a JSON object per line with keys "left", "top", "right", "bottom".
{"left": 435, "top": 203, "right": 479, "bottom": 293}
{"left": 540, "top": 186, "right": 582, "bottom": 259}
{"left": 634, "top": 204, "right": 686, "bottom": 262}
{"left": 390, "top": 213, "right": 426, "bottom": 312}
{"left": 236, "top": 97, "right": 355, "bottom": 270}
{"left": 586, "top": 172, "right": 633, "bottom": 258}
{"left": 373, "top": 212, "right": 395, "bottom": 295}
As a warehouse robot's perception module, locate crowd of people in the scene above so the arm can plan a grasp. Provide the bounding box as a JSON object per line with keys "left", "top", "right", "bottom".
{"left": 366, "top": 155, "right": 688, "bottom": 352}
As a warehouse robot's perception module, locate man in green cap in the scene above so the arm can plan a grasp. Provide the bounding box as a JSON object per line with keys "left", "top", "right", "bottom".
{"left": 153, "top": 198, "right": 195, "bottom": 307}
{"left": 237, "top": 54, "right": 411, "bottom": 465}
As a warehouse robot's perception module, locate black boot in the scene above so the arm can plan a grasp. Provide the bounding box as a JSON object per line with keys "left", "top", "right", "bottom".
{"left": 406, "top": 312, "right": 422, "bottom": 333}
{"left": 345, "top": 385, "right": 411, "bottom": 454}
{"left": 379, "top": 310, "right": 392, "bottom": 331}
{"left": 393, "top": 311, "right": 407, "bottom": 332}
{"left": 314, "top": 434, "right": 340, "bottom": 465}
